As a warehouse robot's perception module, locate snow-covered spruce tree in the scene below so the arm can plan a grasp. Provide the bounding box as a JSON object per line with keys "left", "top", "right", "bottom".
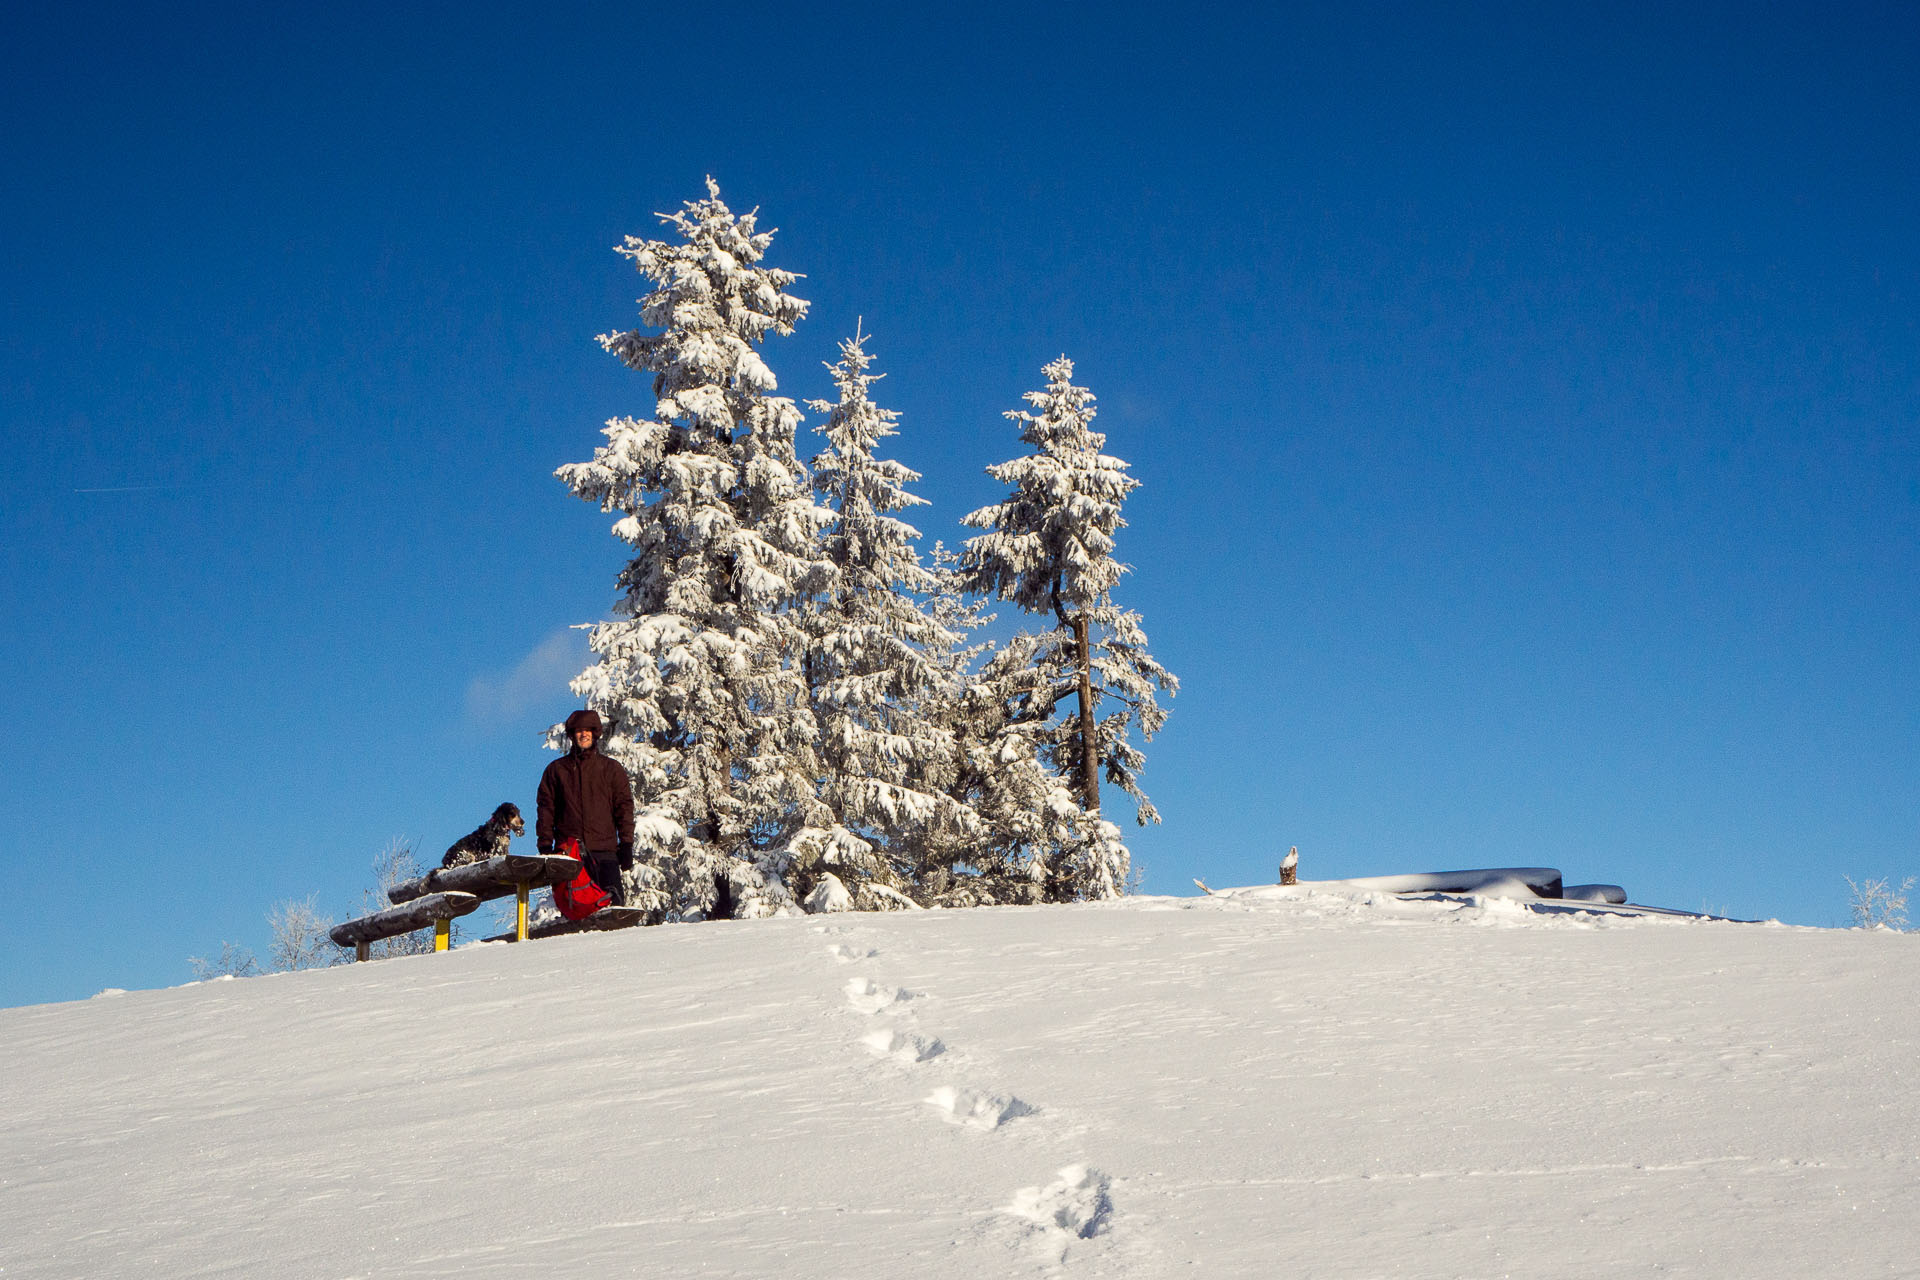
{"left": 890, "top": 623, "right": 1137, "bottom": 906}
{"left": 959, "top": 356, "right": 1177, "bottom": 900}
{"left": 556, "top": 179, "right": 836, "bottom": 920}
{"left": 893, "top": 545, "right": 1075, "bottom": 907}
{"left": 797, "top": 331, "right": 982, "bottom": 911}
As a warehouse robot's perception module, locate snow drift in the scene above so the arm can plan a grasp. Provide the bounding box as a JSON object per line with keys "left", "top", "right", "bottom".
{"left": 4, "top": 886, "right": 1918, "bottom": 1278}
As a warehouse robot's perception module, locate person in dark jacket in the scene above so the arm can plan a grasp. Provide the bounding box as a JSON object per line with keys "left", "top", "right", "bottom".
{"left": 537, "top": 709, "right": 636, "bottom": 907}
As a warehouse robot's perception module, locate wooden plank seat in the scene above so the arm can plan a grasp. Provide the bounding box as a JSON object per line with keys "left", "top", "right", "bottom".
{"left": 386, "top": 853, "right": 582, "bottom": 905}
{"left": 329, "top": 892, "right": 483, "bottom": 962}
{"left": 481, "top": 905, "right": 647, "bottom": 944}
{"left": 330, "top": 853, "right": 586, "bottom": 961}
{"left": 393, "top": 853, "right": 581, "bottom": 948}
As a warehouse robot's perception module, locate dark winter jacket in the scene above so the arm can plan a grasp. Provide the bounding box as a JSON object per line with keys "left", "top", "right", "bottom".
{"left": 537, "top": 713, "right": 636, "bottom": 855}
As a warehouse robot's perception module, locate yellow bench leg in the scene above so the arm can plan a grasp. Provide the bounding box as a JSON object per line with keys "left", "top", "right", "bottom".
{"left": 517, "top": 883, "right": 530, "bottom": 942}
{"left": 434, "top": 918, "right": 451, "bottom": 952}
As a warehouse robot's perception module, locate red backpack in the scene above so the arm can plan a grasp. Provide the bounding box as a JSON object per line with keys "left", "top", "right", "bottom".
{"left": 551, "top": 839, "right": 611, "bottom": 920}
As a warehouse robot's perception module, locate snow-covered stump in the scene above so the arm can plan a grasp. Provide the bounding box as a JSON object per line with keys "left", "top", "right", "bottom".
{"left": 1280, "top": 846, "right": 1298, "bottom": 886}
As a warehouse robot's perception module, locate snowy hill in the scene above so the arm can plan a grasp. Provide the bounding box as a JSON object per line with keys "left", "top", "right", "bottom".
{"left": 5, "top": 888, "right": 1919, "bottom": 1278}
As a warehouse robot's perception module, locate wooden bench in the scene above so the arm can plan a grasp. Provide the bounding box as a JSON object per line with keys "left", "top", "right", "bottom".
{"left": 481, "top": 904, "right": 647, "bottom": 943}
{"left": 329, "top": 853, "right": 584, "bottom": 961}
{"left": 329, "top": 891, "right": 485, "bottom": 961}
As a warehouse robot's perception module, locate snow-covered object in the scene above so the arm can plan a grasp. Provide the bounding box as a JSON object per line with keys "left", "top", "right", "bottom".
{"left": 1310, "top": 867, "right": 1566, "bottom": 898}
{"left": 800, "top": 330, "right": 979, "bottom": 906}
{"left": 958, "top": 357, "right": 1177, "bottom": 899}
{"left": 857, "top": 882, "right": 925, "bottom": 912}
{"left": 12, "top": 891, "right": 1918, "bottom": 1279}
{"left": 556, "top": 179, "right": 833, "bottom": 920}
{"left": 803, "top": 871, "right": 854, "bottom": 913}
{"left": 1563, "top": 883, "right": 1629, "bottom": 904}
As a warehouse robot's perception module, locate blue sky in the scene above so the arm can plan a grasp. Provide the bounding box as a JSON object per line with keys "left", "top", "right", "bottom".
{"left": 4, "top": 1, "right": 1916, "bottom": 1007}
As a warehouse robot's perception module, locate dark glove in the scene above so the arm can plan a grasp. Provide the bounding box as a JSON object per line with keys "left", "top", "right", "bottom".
{"left": 537, "top": 842, "right": 554, "bottom": 856}
{"left": 617, "top": 841, "right": 634, "bottom": 871}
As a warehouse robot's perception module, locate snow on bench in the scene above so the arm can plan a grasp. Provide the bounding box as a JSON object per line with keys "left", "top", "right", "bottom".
{"left": 329, "top": 891, "right": 483, "bottom": 961}
{"left": 386, "top": 852, "right": 581, "bottom": 907}
{"left": 1204, "top": 861, "right": 1747, "bottom": 921}
{"left": 1285, "top": 869, "right": 1747, "bottom": 920}
{"left": 1315, "top": 867, "right": 1566, "bottom": 899}
{"left": 330, "top": 853, "right": 586, "bottom": 961}
{"left": 1307, "top": 871, "right": 1635, "bottom": 909}
{"left": 480, "top": 905, "right": 648, "bottom": 944}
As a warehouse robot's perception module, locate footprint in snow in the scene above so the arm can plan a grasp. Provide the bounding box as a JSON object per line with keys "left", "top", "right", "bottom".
{"left": 924, "top": 1085, "right": 1032, "bottom": 1130}
{"left": 827, "top": 943, "right": 876, "bottom": 963}
{"left": 862, "top": 1028, "right": 945, "bottom": 1064}
{"left": 844, "top": 978, "right": 913, "bottom": 1015}
{"left": 1004, "top": 1164, "right": 1113, "bottom": 1260}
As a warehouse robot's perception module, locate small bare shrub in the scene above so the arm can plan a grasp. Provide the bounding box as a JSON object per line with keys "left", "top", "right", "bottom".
{"left": 1844, "top": 874, "right": 1914, "bottom": 930}
{"left": 360, "top": 837, "right": 440, "bottom": 957}
{"left": 188, "top": 941, "right": 260, "bottom": 980}
{"left": 267, "top": 894, "right": 341, "bottom": 971}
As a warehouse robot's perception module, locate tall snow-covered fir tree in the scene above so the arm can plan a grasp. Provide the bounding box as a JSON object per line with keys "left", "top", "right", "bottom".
{"left": 798, "top": 329, "right": 979, "bottom": 911}
{"left": 556, "top": 179, "right": 837, "bottom": 920}
{"left": 890, "top": 543, "right": 1076, "bottom": 907}
{"left": 923, "top": 633, "right": 1120, "bottom": 904}
{"left": 959, "top": 356, "right": 1178, "bottom": 900}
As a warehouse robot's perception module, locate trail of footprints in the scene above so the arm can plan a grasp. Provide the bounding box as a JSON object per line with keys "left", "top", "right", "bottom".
{"left": 817, "top": 926, "right": 1114, "bottom": 1262}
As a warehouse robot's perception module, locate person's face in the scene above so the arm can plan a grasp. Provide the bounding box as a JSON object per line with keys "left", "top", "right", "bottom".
{"left": 573, "top": 729, "right": 595, "bottom": 751}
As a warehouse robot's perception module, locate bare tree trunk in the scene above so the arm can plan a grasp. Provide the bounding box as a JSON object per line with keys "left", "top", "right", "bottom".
{"left": 1073, "top": 610, "right": 1099, "bottom": 814}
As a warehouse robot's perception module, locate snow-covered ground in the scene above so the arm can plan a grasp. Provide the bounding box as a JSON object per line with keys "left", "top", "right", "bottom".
{"left": 6, "top": 886, "right": 1919, "bottom": 1278}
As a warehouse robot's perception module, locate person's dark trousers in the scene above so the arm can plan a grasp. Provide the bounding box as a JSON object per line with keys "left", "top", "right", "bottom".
{"left": 583, "top": 849, "right": 627, "bottom": 907}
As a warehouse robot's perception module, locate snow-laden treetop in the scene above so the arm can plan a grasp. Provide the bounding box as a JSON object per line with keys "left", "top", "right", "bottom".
{"left": 601, "top": 175, "right": 809, "bottom": 426}
{"left": 808, "top": 324, "right": 937, "bottom": 597}
{"left": 961, "top": 356, "right": 1138, "bottom": 617}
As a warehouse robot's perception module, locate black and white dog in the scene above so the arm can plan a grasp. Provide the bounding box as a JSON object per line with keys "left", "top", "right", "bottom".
{"left": 442, "top": 802, "right": 526, "bottom": 870}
